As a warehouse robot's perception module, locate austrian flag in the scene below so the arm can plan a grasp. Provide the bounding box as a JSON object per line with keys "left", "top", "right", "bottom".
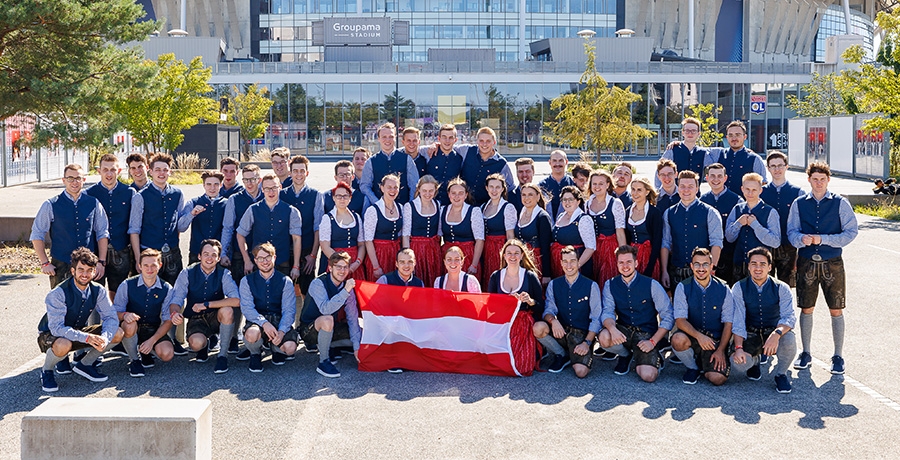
{"left": 355, "top": 281, "right": 535, "bottom": 377}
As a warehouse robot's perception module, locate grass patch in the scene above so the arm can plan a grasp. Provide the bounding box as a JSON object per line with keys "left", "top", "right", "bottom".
{"left": 169, "top": 171, "right": 203, "bottom": 185}
{"left": 854, "top": 197, "right": 900, "bottom": 221}
{"left": 0, "top": 242, "right": 41, "bottom": 274}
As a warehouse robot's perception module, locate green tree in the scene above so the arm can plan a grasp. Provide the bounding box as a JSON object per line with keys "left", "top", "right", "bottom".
{"left": 382, "top": 90, "right": 416, "bottom": 125}
{"left": 785, "top": 72, "right": 854, "bottom": 118}
{"left": 0, "top": 0, "right": 158, "bottom": 148}
{"left": 114, "top": 54, "right": 218, "bottom": 153}
{"left": 685, "top": 103, "right": 724, "bottom": 147}
{"left": 544, "top": 39, "right": 652, "bottom": 156}
{"left": 226, "top": 84, "right": 274, "bottom": 156}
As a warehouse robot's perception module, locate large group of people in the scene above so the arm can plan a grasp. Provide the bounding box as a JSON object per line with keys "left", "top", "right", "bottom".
{"left": 33, "top": 118, "right": 857, "bottom": 396}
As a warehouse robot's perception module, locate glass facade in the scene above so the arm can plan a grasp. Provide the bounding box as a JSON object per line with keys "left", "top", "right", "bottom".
{"left": 814, "top": 5, "right": 875, "bottom": 63}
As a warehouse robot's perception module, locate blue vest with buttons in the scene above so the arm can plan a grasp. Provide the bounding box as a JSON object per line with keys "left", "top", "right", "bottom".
{"left": 189, "top": 195, "right": 227, "bottom": 257}
{"left": 719, "top": 148, "right": 756, "bottom": 196}
{"left": 672, "top": 144, "right": 709, "bottom": 178}
{"left": 373, "top": 204, "right": 403, "bottom": 240}
{"left": 184, "top": 264, "right": 226, "bottom": 318}
{"left": 760, "top": 181, "right": 803, "bottom": 245}
{"left": 732, "top": 202, "right": 775, "bottom": 263}
{"left": 461, "top": 147, "right": 505, "bottom": 205}
{"left": 682, "top": 277, "right": 729, "bottom": 339}
{"left": 410, "top": 202, "right": 439, "bottom": 237}
{"left": 609, "top": 274, "right": 657, "bottom": 333}
{"left": 325, "top": 212, "right": 360, "bottom": 249}
{"left": 246, "top": 269, "right": 288, "bottom": 316}
{"left": 138, "top": 185, "right": 182, "bottom": 250}
{"left": 250, "top": 200, "right": 293, "bottom": 265}
{"left": 668, "top": 202, "right": 711, "bottom": 267}
{"left": 281, "top": 185, "right": 319, "bottom": 251}
{"left": 229, "top": 189, "right": 263, "bottom": 256}
{"left": 125, "top": 276, "right": 171, "bottom": 328}
{"left": 426, "top": 151, "right": 463, "bottom": 205}
{"left": 48, "top": 192, "right": 100, "bottom": 262}
{"left": 627, "top": 218, "right": 652, "bottom": 244}
{"left": 384, "top": 270, "right": 425, "bottom": 287}
{"left": 740, "top": 277, "right": 781, "bottom": 329}
{"left": 553, "top": 215, "right": 585, "bottom": 246}
{"left": 371, "top": 152, "right": 411, "bottom": 204}
{"left": 795, "top": 195, "right": 844, "bottom": 260}
{"left": 482, "top": 201, "right": 511, "bottom": 237}
{"left": 219, "top": 183, "right": 244, "bottom": 199}
{"left": 589, "top": 199, "right": 618, "bottom": 237}
{"left": 38, "top": 278, "right": 101, "bottom": 332}
{"left": 86, "top": 182, "right": 133, "bottom": 251}
{"left": 441, "top": 205, "right": 475, "bottom": 242}
{"left": 300, "top": 274, "right": 345, "bottom": 324}
{"left": 551, "top": 275, "right": 594, "bottom": 331}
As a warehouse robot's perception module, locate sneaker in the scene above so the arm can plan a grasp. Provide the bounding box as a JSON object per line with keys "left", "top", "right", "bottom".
{"left": 682, "top": 368, "right": 701, "bottom": 385}
{"left": 317, "top": 360, "right": 341, "bottom": 378}
{"left": 236, "top": 349, "right": 251, "bottom": 361}
{"left": 387, "top": 368, "right": 404, "bottom": 374}
{"left": 141, "top": 353, "right": 155, "bottom": 368}
{"left": 41, "top": 370, "right": 58, "bottom": 392}
{"left": 55, "top": 356, "right": 73, "bottom": 375}
{"left": 759, "top": 354, "right": 769, "bottom": 365}
{"left": 774, "top": 374, "right": 792, "bottom": 394}
{"left": 214, "top": 356, "right": 229, "bottom": 374}
{"left": 195, "top": 347, "right": 209, "bottom": 363}
{"left": 73, "top": 361, "right": 108, "bottom": 382}
{"left": 285, "top": 353, "right": 295, "bottom": 361}
{"left": 537, "top": 353, "right": 555, "bottom": 372}
{"left": 831, "top": 355, "right": 845, "bottom": 375}
{"left": 747, "top": 363, "right": 762, "bottom": 381}
{"left": 227, "top": 337, "right": 240, "bottom": 354}
{"left": 793, "top": 351, "right": 812, "bottom": 370}
{"left": 305, "top": 343, "right": 318, "bottom": 354}
{"left": 614, "top": 355, "right": 632, "bottom": 375}
{"left": 336, "top": 345, "right": 354, "bottom": 355}
{"left": 109, "top": 343, "right": 128, "bottom": 357}
{"left": 599, "top": 351, "right": 618, "bottom": 361}
{"left": 172, "top": 342, "right": 188, "bottom": 356}
{"left": 207, "top": 334, "right": 220, "bottom": 353}
{"left": 548, "top": 355, "right": 571, "bottom": 374}
{"left": 249, "top": 354, "right": 263, "bottom": 373}
{"left": 129, "top": 359, "right": 145, "bottom": 378}
{"left": 329, "top": 348, "right": 342, "bottom": 364}
{"left": 271, "top": 352, "right": 287, "bottom": 366}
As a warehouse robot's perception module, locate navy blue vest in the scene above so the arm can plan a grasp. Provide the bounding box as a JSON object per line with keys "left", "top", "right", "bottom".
{"left": 228, "top": 189, "right": 263, "bottom": 256}
{"left": 48, "top": 193, "right": 100, "bottom": 262}
{"left": 372, "top": 204, "right": 403, "bottom": 240}
{"left": 539, "top": 175, "right": 576, "bottom": 222}
{"left": 553, "top": 214, "right": 586, "bottom": 246}
{"left": 682, "top": 277, "right": 729, "bottom": 339}
{"left": 371, "top": 152, "right": 411, "bottom": 204}
{"left": 719, "top": 148, "right": 756, "bottom": 196}
{"left": 656, "top": 190, "right": 678, "bottom": 214}
{"left": 426, "top": 151, "right": 464, "bottom": 205}
{"left": 740, "top": 277, "right": 781, "bottom": 329}
{"left": 614, "top": 190, "right": 633, "bottom": 209}
{"left": 609, "top": 274, "right": 658, "bottom": 333}
{"left": 588, "top": 197, "right": 618, "bottom": 237}
{"left": 125, "top": 276, "right": 171, "bottom": 327}
{"left": 515, "top": 208, "right": 550, "bottom": 247}
{"left": 409, "top": 202, "right": 439, "bottom": 237}
{"left": 184, "top": 264, "right": 226, "bottom": 318}
{"left": 668, "top": 202, "right": 712, "bottom": 267}
{"left": 626, "top": 217, "right": 652, "bottom": 244}
{"left": 246, "top": 270, "right": 288, "bottom": 316}
{"left": 795, "top": 195, "right": 844, "bottom": 260}
{"left": 384, "top": 270, "right": 425, "bottom": 287}
{"left": 732, "top": 202, "right": 775, "bottom": 263}
{"left": 281, "top": 185, "right": 319, "bottom": 251}
{"left": 129, "top": 181, "right": 146, "bottom": 192}
{"left": 672, "top": 144, "right": 709, "bottom": 178}
{"left": 441, "top": 205, "right": 475, "bottom": 242}
{"left": 300, "top": 274, "right": 346, "bottom": 324}
{"left": 189, "top": 195, "right": 227, "bottom": 257}
{"left": 219, "top": 182, "right": 245, "bottom": 199}
{"left": 508, "top": 186, "right": 523, "bottom": 212}
{"left": 138, "top": 184, "right": 182, "bottom": 250}
{"left": 324, "top": 212, "right": 360, "bottom": 249}
{"left": 551, "top": 275, "right": 594, "bottom": 331}
{"left": 39, "top": 278, "right": 102, "bottom": 332}
{"left": 700, "top": 189, "right": 741, "bottom": 229}
{"left": 86, "top": 182, "right": 134, "bottom": 251}
{"left": 482, "top": 201, "right": 511, "bottom": 237}
{"left": 760, "top": 181, "right": 803, "bottom": 245}
{"left": 250, "top": 200, "right": 293, "bottom": 265}
{"left": 461, "top": 147, "right": 506, "bottom": 205}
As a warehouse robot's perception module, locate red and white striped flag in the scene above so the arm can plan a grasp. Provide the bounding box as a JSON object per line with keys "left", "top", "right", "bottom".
{"left": 356, "top": 281, "right": 534, "bottom": 377}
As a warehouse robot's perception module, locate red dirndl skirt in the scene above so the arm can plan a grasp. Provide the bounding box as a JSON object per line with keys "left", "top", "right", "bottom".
{"left": 593, "top": 233, "right": 620, "bottom": 287}
{"left": 482, "top": 234, "right": 507, "bottom": 287}
{"left": 550, "top": 242, "right": 584, "bottom": 279}
{"left": 634, "top": 240, "right": 661, "bottom": 281}
{"left": 409, "top": 235, "right": 442, "bottom": 287}
{"left": 441, "top": 240, "right": 480, "bottom": 282}
{"left": 330, "top": 245, "right": 368, "bottom": 282}
{"left": 510, "top": 310, "right": 536, "bottom": 376}
{"left": 366, "top": 239, "right": 401, "bottom": 280}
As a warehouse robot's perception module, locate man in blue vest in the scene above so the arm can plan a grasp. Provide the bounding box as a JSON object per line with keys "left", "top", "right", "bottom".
{"left": 657, "top": 117, "right": 713, "bottom": 190}
{"left": 179, "top": 170, "right": 227, "bottom": 266}
{"left": 270, "top": 147, "right": 292, "bottom": 188}
{"left": 509, "top": 158, "right": 535, "bottom": 212}
{"left": 725, "top": 172, "right": 781, "bottom": 282}
{"left": 400, "top": 126, "right": 431, "bottom": 179}
{"left": 218, "top": 157, "right": 244, "bottom": 199}
{"left": 126, "top": 153, "right": 149, "bottom": 191}
{"left": 459, "top": 127, "right": 514, "bottom": 206}
{"left": 731, "top": 247, "right": 797, "bottom": 394}
{"left": 113, "top": 248, "right": 174, "bottom": 378}
{"left": 598, "top": 245, "right": 673, "bottom": 383}
{"left": 532, "top": 246, "right": 602, "bottom": 378}
{"left": 376, "top": 248, "right": 425, "bottom": 287}
{"left": 323, "top": 159, "right": 367, "bottom": 216}
{"left": 611, "top": 162, "right": 634, "bottom": 209}
{"left": 128, "top": 152, "right": 185, "bottom": 286}
{"left": 709, "top": 121, "right": 767, "bottom": 197}
{"left": 235, "top": 174, "right": 303, "bottom": 280}
{"left": 281, "top": 155, "right": 324, "bottom": 295}
{"left": 700, "top": 163, "right": 742, "bottom": 285}
{"left": 38, "top": 248, "right": 124, "bottom": 392}
{"left": 360, "top": 122, "right": 420, "bottom": 205}
{"left": 239, "top": 243, "right": 299, "bottom": 373}
{"left": 538, "top": 150, "right": 576, "bottom": 221}
{"left": 168, "top": 239, "right": 240, "bottom": 374}
{"left": 671, "top": 247, "right": 736, "bottom": 386}
{"left": 31, "top": 163, "right": 110, "bottom": 289}
{"left": 760, "top": 151, "right": 805, "bottom": 287}
{"left": 787, "top": 161, "right": 858, "bottom": 375}
{"left": 425, "top": 124, "right": 467, "bottom": 205}
{"left": 660, "top": 170, "right": 723, "bottom": 290}
{"left": 85, "top": 154, "right": 135, "bottom": 299}
{"left": 298, "top": 251, "right": 362, "bottom": 378}
{"left": 655, "top": 159, "right": 679, "bottom": 212}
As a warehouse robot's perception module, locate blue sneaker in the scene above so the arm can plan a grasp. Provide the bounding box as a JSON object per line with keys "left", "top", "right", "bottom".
{"left": 548, "top": 355, "right": 571, "bottom": 374}
{"left": 214, "top": 356, "right": 229, "bottom": 374}
{"left": 305, "top": 343, "right": 318, "bottom": 354}
{"left": 793, "top": 351, "right": 812, "bottom": 370}
{"left": 41, "top": 370, "right": 58, "bottom": 392}
{"left": 129, "top": 359, "right": 145, "bottom": 378}
{"left": 227, "top": 337, "right": 240, "bottom": 354}
{"left": 747, "top": 363, "right": 762, "bottom": 381}
{"left": 682, "top": 368, "right": 701, "bottom": 385}
{"left": 73, "top": 361, "right": 108, "bottom": 382}
{"left": 614, "top": 355, "right": 632, "bottom": 375}
{"left": 55, "top": 356, "right": 72, "bottom": 375}
{"left": 236, "top": 349, "right": 251, "bottom": 361}
{"left": 271, "top": 352, "right": 287, "bottom": 366}
{"left": 317, "top": 360, "right": 341, "bottom": 378}
{"left": 774, "top": 374, "right": 792, "bottom": 394}
{"left": 759, "top": 354, "right": 769, "bottom": 365}
{"left": 172, "top": 341, "right": 188, "bottom": 356}
{"left": 831, "top": 355, "right": 845, "bottom": 374}
{"left": 195, "top": 347, "right": 209, "bottom": 363}
{"left": 207, "top": 334, "right": 220, "bottom": 353}
{"left": 249, "top": 354, "right": 263, "bottom": 373}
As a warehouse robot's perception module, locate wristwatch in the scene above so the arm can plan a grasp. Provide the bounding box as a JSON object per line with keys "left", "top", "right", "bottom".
{"left": 773, "top": 329, "right": 783, "bottom": 336}
{"left": 204, "top": 301, "right": 210, "bottom": 308}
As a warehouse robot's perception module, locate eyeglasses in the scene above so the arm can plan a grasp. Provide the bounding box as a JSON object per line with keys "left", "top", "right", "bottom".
{"left": 682, "top": 129, "right": 699, "bottom": 134}
{"left": 768, "top": 164, "right": 786, "bottom": 170}
{"left": 255, "top": 255, "right": 273, "bottom": 263}
{"left": 262, "top": 186, "right": 279, "bottom": 193}
{"left": 691, "top": 262, "right": 711, "bottom": 269}
{"left": 271, "top": 160, "right": 287, "bottom": 166}
{"left": 243, "top": 177, "right": 259, "bottom": 182}
{"left": 332, "top": 264, "right": 350, "bottom": 271}
{"left": 333, "top": 194, "right": 351, "bottom": 200}
{"left": 336, "top": 172, "right": 353, "bottom": 178}
{"left": 63, "top": 176, "right": 85, "bottom": 183}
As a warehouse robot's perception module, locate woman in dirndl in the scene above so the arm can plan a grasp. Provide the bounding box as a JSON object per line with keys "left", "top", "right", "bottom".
{"left": 584, "top": 170, "right": 626, "bottom": 288}
{"left": 319, "top": 182, "right": 367, "bottom": 280}
{"left": 550, "top": 185, "right": 596, "bottom": 279}
{"left": 434, "top": 245, "right": 482, "bottom": 292}
{"left": 514, "top": 183, "right": 552, "bottom": 284}
{"left": 625, "top": 176, "right": 662, "bottom": 280}
{"left": 402, "top": 175, "right": 442, "bottom": 286}
{"left": 364, "top": 174, "right": 403, "bottom": 282}
{"left": 439, "top": 178, "right": 484, "bottom": 281}
{"left": 480, "top": 173, "right": 516, "bottom": 287}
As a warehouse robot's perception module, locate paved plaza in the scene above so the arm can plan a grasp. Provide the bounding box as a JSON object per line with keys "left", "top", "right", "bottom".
{"left": 0, "top": 159, "right": 897, "bottom": 458}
